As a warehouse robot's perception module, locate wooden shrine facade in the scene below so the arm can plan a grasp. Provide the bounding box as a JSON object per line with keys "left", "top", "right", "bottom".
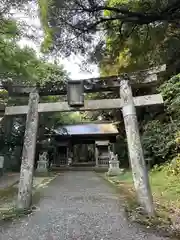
{"left": 49, "top": 123, "right": 118, "bottom": 168}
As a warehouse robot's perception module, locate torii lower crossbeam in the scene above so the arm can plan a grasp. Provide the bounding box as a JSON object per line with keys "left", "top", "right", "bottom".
{"left": 5, "top": 94, "right": 163, "bottom": 115}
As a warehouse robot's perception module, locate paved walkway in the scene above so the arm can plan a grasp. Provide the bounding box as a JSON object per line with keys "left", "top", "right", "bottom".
{"left": 0, "top": 172, "right": 170, "bottom": 240}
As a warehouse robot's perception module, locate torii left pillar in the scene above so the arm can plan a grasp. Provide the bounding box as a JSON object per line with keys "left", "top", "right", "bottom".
{"left": 17, "top": 90, "right": 39, "bottom": 210}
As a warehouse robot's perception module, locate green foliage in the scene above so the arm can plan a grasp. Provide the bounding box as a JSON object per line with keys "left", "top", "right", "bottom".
{"left": 1, "top": 19, "right": 19, "bottom": 38}
{"left": 0, "top": 39, "right": 68, "bottom": 84}
{"left": 142, "top": 74, "right": 180, "bottom": 166}
{"left": 151, "top": 164, "right": 164, "bottom": 174}
{"left": 100, "top": 0, "right": 180, "bottom": 77}
{"left": 97, "top": 1, "right": 180, "bottom": 171}
{"left": 0, "top": 12, "right": 89, "bottom": 170}
{"left": 162, "top": 154, "right": 180, "bottom": 176}
{"left": 38, "top": 0, "right": 54, "bottom": 52}
{"left": 142, "top": 120, "right": 178, "bottom": 164}
{"left": 159, "top": 74, "right": 180, "bottom": 118}
{"left": 163, "top": 132, "right": 180, "bottom": 176}
{"left": 98, "top": 0, "right": 180, "bottom": 169}
{"left": 101, "top": 22, "right": 166, "bottom": 75}
{"left": 0, "top": 12, "right": 69, "bottom": 85}
{"left": 0, "top": 15, "right": 71, "bottom": 156}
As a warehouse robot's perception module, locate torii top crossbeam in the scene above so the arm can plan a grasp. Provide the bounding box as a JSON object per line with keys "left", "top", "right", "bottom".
{"left": 2, "top": 65, "right": 166, "bottom": 96}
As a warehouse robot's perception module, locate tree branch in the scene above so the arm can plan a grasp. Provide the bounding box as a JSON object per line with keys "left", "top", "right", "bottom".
{"left": 71, "top": 1, "right": 180, "bottom": 24}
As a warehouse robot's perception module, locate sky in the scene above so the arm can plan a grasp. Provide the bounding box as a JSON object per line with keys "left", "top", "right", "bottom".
{"left": 11, "top": 3, "right": 99, "bottom": 80}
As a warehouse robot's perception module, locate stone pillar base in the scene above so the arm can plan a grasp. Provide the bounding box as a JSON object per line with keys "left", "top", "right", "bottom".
{"left": 107, "top": 168, "right": 124, "bottom": 177}
{"left": 36, "top": 160, "right": 48, "bottom": 173}
{"left": 107, "top": 159, "right": 123, "bottom": 176}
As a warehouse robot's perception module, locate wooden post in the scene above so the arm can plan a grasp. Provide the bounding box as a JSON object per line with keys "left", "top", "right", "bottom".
{"left": 95, "top": 144, "right": 99, "bottom": 167}
{"left": 120, "top": 80, "right": 154, "bottom": 216}
{"left": 17, "top": 90, "right": 39, "bottom": 210}
{"left": 112, "top": 143, "right": 116, "bottom": 154}
{"left": 52, "top": 145, "right": 56, "bottom": 166}
{"left": 66, "top": 144, "right": 68, "bottom": 165}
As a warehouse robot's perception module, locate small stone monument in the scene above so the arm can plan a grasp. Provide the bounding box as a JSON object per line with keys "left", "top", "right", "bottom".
{"left": 36, "top": 152, "right": 48, "bottom": 173}
{"left": 107, "top": 152, "right": 123, "bottom": 176}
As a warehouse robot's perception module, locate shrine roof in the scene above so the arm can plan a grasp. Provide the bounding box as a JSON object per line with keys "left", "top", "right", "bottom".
{"left": 53, "top": 123, "right": 118, "bottom": 136}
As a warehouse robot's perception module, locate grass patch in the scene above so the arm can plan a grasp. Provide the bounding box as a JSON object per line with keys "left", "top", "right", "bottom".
{"left": 0, "top": 186, "right": 17, "bottom": 202}
{"left": 104, "top": 170, "right": 180, "bottom": 238}
{"left": 150, "top": 171, "right": 180, "bottom": 209}
{"left": 110, "top": 171, "right": 133, "bottom": 184}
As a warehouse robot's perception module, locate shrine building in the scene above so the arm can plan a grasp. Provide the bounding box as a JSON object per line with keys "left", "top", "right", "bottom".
{"left": 47, "top": 122, "right": 119, "bottom": 170}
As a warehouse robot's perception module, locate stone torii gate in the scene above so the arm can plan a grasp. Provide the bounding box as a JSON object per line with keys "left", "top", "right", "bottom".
{"left": 4, "top": 64, "right": 166, "bottom": 215}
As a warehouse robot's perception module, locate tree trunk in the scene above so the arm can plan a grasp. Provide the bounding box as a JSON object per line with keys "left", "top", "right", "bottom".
{"left": 16, "top": 90, "right": 39, "bottom": 210}
{"left": 120, "top": 80, "right": 154, "bottom": 216}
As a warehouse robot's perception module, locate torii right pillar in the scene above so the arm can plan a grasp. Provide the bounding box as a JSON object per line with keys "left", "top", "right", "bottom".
{"left": 120, "top": 80, "right": 155, "bottom": 216}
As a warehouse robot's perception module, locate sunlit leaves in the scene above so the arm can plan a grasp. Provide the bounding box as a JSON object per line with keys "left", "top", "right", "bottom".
{"left": 142, "top": 74, "right": 180, "bottom": 165}
{"left": 142, "top": 120, "right": 178, "bottom": 164}
{"left": 0, "top": 36, "right": 68, "bottom": 85}
{"left": 159, "top": 74, "right": 180, "bottom": 118}
{"left": 101, "top": 0, "right": 172, "bottom": 76}
{"left": 0, "top": 19, "right": 19, "bottom": 38}
{"left": 38, "top": 0, "right": 54, "bottom": 52}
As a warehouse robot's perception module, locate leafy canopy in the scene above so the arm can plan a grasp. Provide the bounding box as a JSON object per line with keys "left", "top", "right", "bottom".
{"left": 0, "top": 10, "right": 69, "bottom": 85}
{"left": 34, "top": 0, "right": 180, "bottom": 60}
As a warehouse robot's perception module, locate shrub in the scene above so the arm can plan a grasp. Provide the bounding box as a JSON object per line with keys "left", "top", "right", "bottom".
{"left": 163, "top": 154, "right": 180, "bottom": 176}
{"left": 142, "top": 74, "right": 180, "bottom": 166}
{"left": 142, "top": 120, "right": 178, "bottom": 165}
{"left": 159, "top": 74, "right": 180, "bottom": 118}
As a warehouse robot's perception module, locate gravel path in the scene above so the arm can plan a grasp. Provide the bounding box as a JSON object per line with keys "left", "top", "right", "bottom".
{"left": 0, "top": 171, "right": 170, "bottom": 240}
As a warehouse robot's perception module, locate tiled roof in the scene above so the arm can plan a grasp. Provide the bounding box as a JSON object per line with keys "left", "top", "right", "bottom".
{"left": 53, "top": 123, "right": 118, "bottom": 136}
